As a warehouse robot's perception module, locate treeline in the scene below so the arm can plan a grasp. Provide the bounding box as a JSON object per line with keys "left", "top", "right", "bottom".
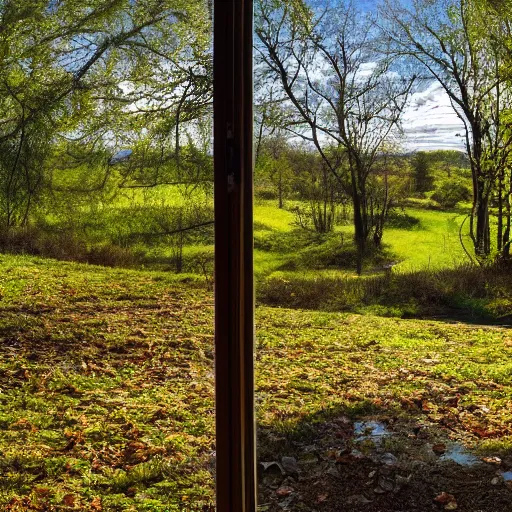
{"left": 255, "top": 136, "right": 472, "bottom": 224}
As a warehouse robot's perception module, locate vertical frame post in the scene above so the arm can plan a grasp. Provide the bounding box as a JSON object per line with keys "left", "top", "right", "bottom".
{"left": 214, "top": 0, "right": 256, "bottom": 510}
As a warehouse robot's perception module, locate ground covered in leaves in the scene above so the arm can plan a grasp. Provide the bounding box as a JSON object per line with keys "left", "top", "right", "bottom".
{"left": 0, "top": 255, "right": 512, "bottom": 511}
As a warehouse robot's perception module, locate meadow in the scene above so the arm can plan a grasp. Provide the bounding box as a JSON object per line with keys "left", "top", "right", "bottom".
{"left": 1, "top": 179, "right": 512, "bottom": 511}
{"left": 1, "top": 199, "right": 512, "bottom": 510}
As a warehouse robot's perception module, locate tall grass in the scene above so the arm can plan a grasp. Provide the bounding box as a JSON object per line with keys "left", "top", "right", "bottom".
{"left": 257, "top": 263, "right": 512, "bottom": 321}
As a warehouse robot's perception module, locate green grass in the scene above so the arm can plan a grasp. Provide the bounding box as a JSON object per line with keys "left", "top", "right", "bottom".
{"left": 384, "top": 208, "right": 471, "bottom": 271}
{"left": 252, "top": 200, "right": 472, "bottom": 278}
{"left": 1, "top": 255, "right": 512, "bottom": 510}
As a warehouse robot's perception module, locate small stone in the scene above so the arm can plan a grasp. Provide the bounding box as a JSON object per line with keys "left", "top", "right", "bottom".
{"left": 281, "top": 456, "right": 299, "bottom": 475}
{"left": 368, "top": 470, "right": 376, "bottom": 478}
{"left": 380, "top": 453, "right": 398, "bottom": 466}
{"left": 445, "top": 502, "right": 458, "bottom": 510}
{"left": 491, "top": 477, "right": 501, "bottom": 485}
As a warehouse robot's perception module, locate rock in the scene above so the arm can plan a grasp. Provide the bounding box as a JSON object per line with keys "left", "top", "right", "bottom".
{"left": 380, "top": 453, "right": 398, "bottom": 466}
{"left": 281, "top": 456, "right": 299, "bottom": 475}
{"left": 491, "top": 476, "right": 501, "bottom": 485}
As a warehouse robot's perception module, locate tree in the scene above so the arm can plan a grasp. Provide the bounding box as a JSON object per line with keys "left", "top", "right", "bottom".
{"left": 292, "top": 147, "right": 347, "bottom": 234}
{"left": 256, "top": 134, "right": 294, "bottom": 208}
{"left": 0, "top": 0, "right": 212, "bottom": 230}
{"left": 412, "top": 152, "right": 434, "bottom": 193}
{"left": 381, "top": 0, "right": 512, "bottom": 259}
{"left": 255, "top": 0, "right": 415, "bottom": 273}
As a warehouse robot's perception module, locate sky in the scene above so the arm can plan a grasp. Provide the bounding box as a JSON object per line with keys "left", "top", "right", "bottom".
{"left": 365, "top": 0, "right": 466, "bottom": 152}
{"left": 401, "top": 82, "right": 466, "bottom": 152}
{"left": 308, "top": 0, "right": 467, "bottom": 153}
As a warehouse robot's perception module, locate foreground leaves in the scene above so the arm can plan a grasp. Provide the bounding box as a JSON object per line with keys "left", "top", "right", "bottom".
{"left": 1, "top": 255, "right": 512, "bottom": 510}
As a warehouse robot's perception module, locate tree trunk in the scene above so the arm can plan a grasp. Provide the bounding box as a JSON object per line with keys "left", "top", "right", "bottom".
{"left": 352, "top": 185, "right": 365, "bottom": 274}
{"left": 498, "top": 171, "right": 504, "bottom": 252}
{"left": 504, "top": 167, "right": 511, "bottom": 259}
{"left": 474, "top": 187, "right": 491, "bottom": 257}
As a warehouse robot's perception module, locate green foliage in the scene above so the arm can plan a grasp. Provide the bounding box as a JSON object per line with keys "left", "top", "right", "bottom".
{"left": 431, "top": 178, "right": 472, "bottom": 208}
{"left": 0, "top": 0, "right": 213, "bottom": 229}
{"left": 257, "top": 263, "right": 512, "bottom": 320}
{"left": 385, "top": 210, "right": 421, "bottom": 229}
{"left": 411, "top": 151, "right": 434, "bottom": 193}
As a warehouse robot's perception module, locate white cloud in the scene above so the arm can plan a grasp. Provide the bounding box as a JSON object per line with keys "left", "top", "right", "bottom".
{"left": 402, "top": 81, "right": 466, "bottom": 152}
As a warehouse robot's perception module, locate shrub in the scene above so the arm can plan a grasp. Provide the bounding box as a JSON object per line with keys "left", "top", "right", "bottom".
{"left": 431, "top": 179, "right": 471, "bottom": 208}
{"left": 257, "top": 264, "right": 512, "bottom": 320}
{"left": 86, "top": 244, "right": 143, "bottom": 267}
{"left": 386, "top": 211, "right": 420, "bottom": 229}
{"left": 255, "top": 188, "right": 278, "bottom": 200}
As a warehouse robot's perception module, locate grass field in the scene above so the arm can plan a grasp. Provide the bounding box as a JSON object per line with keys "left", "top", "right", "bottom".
{"left": 253, "top": 200, "right": 472, "bottom": 278}
{"left": 1, "top": 255, "right": 512, "bottom": 510}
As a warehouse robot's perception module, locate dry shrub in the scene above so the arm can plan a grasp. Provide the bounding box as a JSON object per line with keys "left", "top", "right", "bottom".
{"left": 86, "top": 244, "right": 142, "bottom": 267}
{"left": 257, "top": 264, "right": 512, "bottom": 319}
{"left": 0, "top": 226, "right": 143, "bottom": 268}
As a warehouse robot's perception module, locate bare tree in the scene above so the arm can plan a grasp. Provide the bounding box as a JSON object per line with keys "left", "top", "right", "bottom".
{"left": 255, "top": 0, "right": 414, "bottom": 273}
{"left": 381, "top": 0, "right": 512, "bottom": 259}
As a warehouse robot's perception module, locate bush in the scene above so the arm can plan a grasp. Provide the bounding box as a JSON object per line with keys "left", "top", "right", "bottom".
{"left": 0, "top": 225, "right": 145, "bottom": 267}
{"left": 86, "top": 244, "right": 143, "bottom": 267}
{"left": 431, "top": 179, "right": 471, "bottom": 208}
{"left": 386, "top": 211, "right": 420, "bottom": 229}
{"left": 255, "top": 188, "right": 278, "bottom": 200}
{"left": 257, "top": 264, "right": 512, "bottom": 320}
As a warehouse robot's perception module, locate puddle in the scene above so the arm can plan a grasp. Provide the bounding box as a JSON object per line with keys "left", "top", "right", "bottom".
{"left": 501, "top": 471, "right": 512, "bottom": 482}
{"left": 354, "top": 421, "right": 390, "bottom": 440}
{"left": 439, "top": 444, "right": 481, "bottom": 467}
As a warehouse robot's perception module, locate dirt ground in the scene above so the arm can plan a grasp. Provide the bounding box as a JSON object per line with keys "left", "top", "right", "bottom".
{"left": 258, "top": 416, "right": 512, "bottom": 512}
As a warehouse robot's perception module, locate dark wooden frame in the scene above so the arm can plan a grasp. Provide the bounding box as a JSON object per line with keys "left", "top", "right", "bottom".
{"left": 213, "top": 0, "right": 256, "bottom": 510}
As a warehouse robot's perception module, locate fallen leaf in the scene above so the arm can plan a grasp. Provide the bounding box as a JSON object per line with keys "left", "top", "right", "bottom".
{"left": 62, "top": 494, "right": 75, "bottom": 506}
{"left": 316, "top": 493, "right": 328, "bottom": 503}
{"left": 346, "top": 494, "right": 372, "bottom": 505}
{"left": 434, "top": 492, "right": 456, "bottom": 505}
{"left": 281, "top": 456, "right": 298, "bottom": 475}
{"left": 482, "top": 456, "right": 501, "bottom": 465}
{"left": 432, "top": 443, "right": 447, "bottom": 455}
{"left": 91, "top": 497, "right": 102, "bottom": 511}
{"left": 276, "top": 486, "right": 294, "bottom": 497}
{"left": 380, "top": 452, "right": 398, "bottom": 465}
